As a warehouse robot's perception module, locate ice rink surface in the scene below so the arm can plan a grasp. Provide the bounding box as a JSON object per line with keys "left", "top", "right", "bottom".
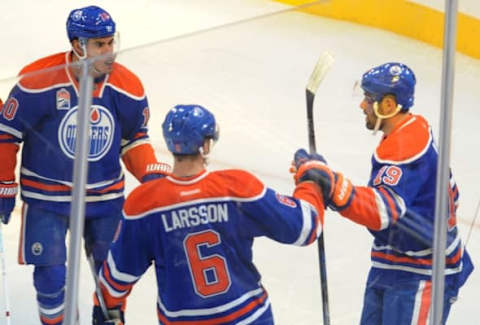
{"left": 0, "top": 0, "right": 479, "bottom": 324}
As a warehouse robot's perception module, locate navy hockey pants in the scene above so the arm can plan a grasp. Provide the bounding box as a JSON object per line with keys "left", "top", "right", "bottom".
{"left": 360, "top": 277, "right": 458, "bottom": 325}
{"left": 19, "top": 203, "right": 121, "bottom": 324}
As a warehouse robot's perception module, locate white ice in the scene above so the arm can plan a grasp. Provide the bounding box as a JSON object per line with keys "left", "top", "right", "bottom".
{"left": 0, "top": 0, "right": 479, "bottom": 324}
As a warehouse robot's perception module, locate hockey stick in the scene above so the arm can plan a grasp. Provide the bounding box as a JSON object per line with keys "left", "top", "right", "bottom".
{"left": 87, "top": 254, "right": 110, "bottom": 321}
{"left": 0, "top": 224, "right": 11, "bottom": 325}
{"left": 306, "top": 51, "right": 334, "bottom": 325}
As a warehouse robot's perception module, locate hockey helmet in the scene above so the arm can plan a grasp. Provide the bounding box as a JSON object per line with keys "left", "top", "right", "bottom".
{"left": 162, "top": 105, "right": 219, "bottom": 155}
{"left": 66, "top": 6, "right": 116, "bottom": 41}
{"left": 361, "top": 62, "right": 416, "bottom": 110}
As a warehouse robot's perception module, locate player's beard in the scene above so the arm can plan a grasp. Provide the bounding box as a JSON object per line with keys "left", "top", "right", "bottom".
{"left": 365, "top": 111, "right": 379, "bottom": 130}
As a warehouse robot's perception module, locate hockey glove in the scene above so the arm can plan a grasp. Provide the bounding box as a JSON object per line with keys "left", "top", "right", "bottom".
{"left": 0, "top": 182, "right": 17, "bottom": 224}
{"left": 328, "top": 171, "right": 354, "bottom": 211}
{"left": 291, "top": 149, "right": 334, "bottom": 205}
{"left": 291, "top": 149, "right": 354, "bottom": 210}
{"left": 141, "top": 162, "right": 172, "bottom": 183}
{"left": 92, "top": 305, "right": 124, "bottom": 325}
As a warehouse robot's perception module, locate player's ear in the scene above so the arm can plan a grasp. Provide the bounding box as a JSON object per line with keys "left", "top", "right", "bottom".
{"left": 71, "top": 39, "right": 85, "bottom": 57}
{"left": 202, "top": 139, "right": 211, "bottom": 155}
{"left": 381, "top": 95, "right": 398, "bottom": 115}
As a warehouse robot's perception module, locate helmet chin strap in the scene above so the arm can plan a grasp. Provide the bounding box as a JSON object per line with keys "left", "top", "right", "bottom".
{"left": 372, "top": 101, "right": 402, "bottom": 135}
{"left": 199, "top": 139, "right": 214, "bottom": 165}
{"left": 72, "top": 38, "right": 88, "bottom": 60}
{"left": 72, "top": 38, "right": 106, "bottom": 77}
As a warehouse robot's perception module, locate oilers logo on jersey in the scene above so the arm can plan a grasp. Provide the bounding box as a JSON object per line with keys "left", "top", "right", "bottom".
{"left": 58, "top": 105, "right": 115, "bottom": 161}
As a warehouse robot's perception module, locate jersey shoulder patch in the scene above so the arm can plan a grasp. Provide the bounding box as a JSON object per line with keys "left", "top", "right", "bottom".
{"left": 18, "top": 52, "right": 69, "bottom": 90}
{"left": 375, "top": 114, "right": 431, "bottom": 164}
{"left": 107, "top": 62, "right": 145, "bottom": 99}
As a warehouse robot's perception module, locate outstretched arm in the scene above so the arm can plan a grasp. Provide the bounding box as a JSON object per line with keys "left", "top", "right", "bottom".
{"left": 291, "top": 149, "right": 405, "bottom": 231}
{"left": 121, "top": 141, "right": 171, "bottom": 182}
{"left": 96, "top": 218, "right": 153, "bottom": 315}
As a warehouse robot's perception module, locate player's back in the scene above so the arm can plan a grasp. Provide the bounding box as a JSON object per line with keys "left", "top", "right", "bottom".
{"left": 119, "top": 167, "right": 321, "bottom": 324}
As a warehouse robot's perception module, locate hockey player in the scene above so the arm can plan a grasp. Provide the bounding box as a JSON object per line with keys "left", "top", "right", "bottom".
{"left": 297, "top": 62, "right": 473, "bottom": 324}
{"left": 92, "top": 104, "right": 328, "bottom": 324}
{"left": 0, "top": 6, "right": 170, "bottom": 325}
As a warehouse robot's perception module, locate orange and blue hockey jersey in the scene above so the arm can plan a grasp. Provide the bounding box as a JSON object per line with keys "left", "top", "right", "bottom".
{"left": 338, "top": 114, "right": 473, "bottom": 286}
{"left": 0, "top": 51, "right": 163, "bottom": 217}
{"left": 99, "top": 169, "right": 324, "bottom": 324}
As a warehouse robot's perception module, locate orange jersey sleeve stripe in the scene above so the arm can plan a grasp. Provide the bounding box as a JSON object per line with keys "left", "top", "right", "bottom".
{"left": 100, "top": 282, "right": 130, "bottom": 309}
{"left": 0, "top": 143, "right": 19, "bottom": 181}
{"left": 340, "top": 187, "right": 382, "bottom": 230}
{"left": 293, "top": 182, "right": 325, "bottom": 225}
{"left": 377, "top": 187, "right": 399, "bottom": 222}
{"left": 121, "top": 143, "right": 158, "bottom": 182}
{"left": 306, "top": 213, "right": 320, "bottom": 245}
{"left": 96, "top": 286, "right": 128, "bottom": 310}
{"left": 103, "top": 263, "right": 134, "bottom": 293}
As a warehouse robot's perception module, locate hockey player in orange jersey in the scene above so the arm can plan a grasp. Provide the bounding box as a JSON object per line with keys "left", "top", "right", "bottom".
{"left": 0, "top": 6, "right": 170, "bottom": 325}
{"left": 296, "top": 62, "right": 473, "bottom": 325}
{"left": 92, "top": 104, "right": 332, "bottom": 324}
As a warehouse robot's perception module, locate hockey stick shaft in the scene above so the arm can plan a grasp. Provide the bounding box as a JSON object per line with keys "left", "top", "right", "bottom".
{"left": 87, "top": 254, "right": 110, "bottom": 320}
{"left": 0, "top": 224, "right": 11, "bottom": 325}
{"left": 306, "top": 52, "right": 334, "bottom": 325}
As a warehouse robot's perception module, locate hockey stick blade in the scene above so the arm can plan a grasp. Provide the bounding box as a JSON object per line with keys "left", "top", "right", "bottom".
{"left": 306, "top": 52, "right": 334, "bottom": 95}
{"left": 306, "top": 52, "right": 334, "bottom": 154}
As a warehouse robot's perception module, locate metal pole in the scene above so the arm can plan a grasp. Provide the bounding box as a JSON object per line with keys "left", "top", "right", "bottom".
{"left": 64, "top": 60, "right": 93, "bottom": 325}
{"left": 430, "top": 1, "right": 457, "bottom": 324}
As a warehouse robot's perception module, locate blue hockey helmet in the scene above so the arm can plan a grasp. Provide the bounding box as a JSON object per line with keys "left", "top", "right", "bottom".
{"left": 361, "top": 62, "right": 416, "bottom": 110}
{"left": 66, "top": 6, "right": 116, "bottom": 41}
{"left": 162, "top": 105, "right": 219, "bottom": 155}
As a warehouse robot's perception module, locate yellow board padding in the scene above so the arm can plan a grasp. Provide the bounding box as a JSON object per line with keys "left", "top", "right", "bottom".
{"left": 274, "top": 0, "right": 480, "bottom": 59}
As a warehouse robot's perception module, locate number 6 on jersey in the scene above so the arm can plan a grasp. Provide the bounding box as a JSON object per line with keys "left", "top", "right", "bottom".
{"left": 184, "top": 230, "right": 232, "bottom": 297}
